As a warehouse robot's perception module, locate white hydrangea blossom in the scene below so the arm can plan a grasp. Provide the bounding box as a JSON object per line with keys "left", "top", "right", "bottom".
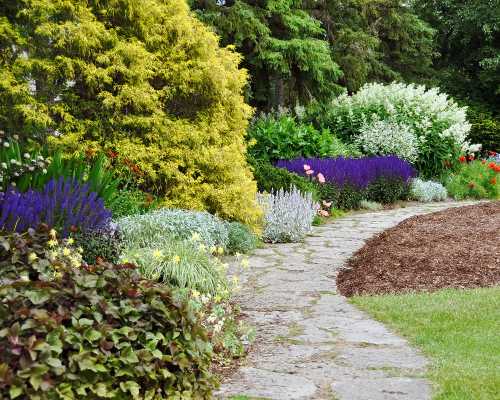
{"left": 258, "top": 187, "right": 316, "bottom": 243}
{"left": 410, "top": 178, "right": 448, "bottom": 202}
{"left": 355, "top": 119, "right": 419, "bottom": 161}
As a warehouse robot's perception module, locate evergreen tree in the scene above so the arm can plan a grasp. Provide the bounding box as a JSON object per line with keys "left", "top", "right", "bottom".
{"left": 0, "top": 0, "right": 261, "bottom": 226}
{"left": 190, "top": 0, "right": 343, "bottom": 109}
{"left": 305, "top": 0, "right": 436, "bottom": 92}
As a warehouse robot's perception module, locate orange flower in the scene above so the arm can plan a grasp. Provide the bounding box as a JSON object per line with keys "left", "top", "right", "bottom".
{"left": 491, "top": 177, "right": 497, "bottom": 185}
{"left": 494, "top": 165, "right": 500, "bottom": 173}
{"left": 459, "top": 155, "right": 466, "bottom": 163}
{"left": 107, "top": 149, "right": 119, "bottom": 159}
{"left": 488, "top": 162, "right": 497, "bottom": 169}
{"left": 468, "top": 181, "right": 475, "bottom": 189}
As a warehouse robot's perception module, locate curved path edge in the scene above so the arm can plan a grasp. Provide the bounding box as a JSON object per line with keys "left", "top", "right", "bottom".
{"left": 217, "top": 201, "right": 481, "bottom": 400}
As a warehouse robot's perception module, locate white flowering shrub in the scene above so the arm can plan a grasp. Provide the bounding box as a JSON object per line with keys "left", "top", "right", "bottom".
{"left": 328, "top": 82, "right": 474, "bottom": 177}
{"left": 258, "top": 187, "right": 317, "bottom": 243}
{"left": 410, "top": 178, "right": 448, "bottom": 202}
{"left": 356, "top": 120, "right": 419, "bottom": 161}
{"left": 117, "top": 208, "right": 230, "bottom": 250}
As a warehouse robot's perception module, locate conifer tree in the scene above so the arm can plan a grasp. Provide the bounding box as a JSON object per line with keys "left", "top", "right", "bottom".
{"left": 0, "top": 0, "right": 261, "bottom": 226}
{"left": 190, "top": 0, "right": 343, "bottom": 109}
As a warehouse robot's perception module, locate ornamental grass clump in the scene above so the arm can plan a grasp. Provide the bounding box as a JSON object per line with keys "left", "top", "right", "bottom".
{"left": 410, "top": 179, "right": 448, "bottom": 202}
{"left": 121, "top": 240, "right": 227, "bottom": 295}
{"left": 0, "top": 177, "right": 111, "bottom": 236}
{"left": 0, "top": 227, "right": 216, "bottom": 398}
{"left": 258, "top": 187, "right": 316, "bottom": 243}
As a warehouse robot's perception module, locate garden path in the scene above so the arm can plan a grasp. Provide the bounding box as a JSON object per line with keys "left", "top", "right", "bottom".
{"left": 217, "top": 201, "right": 479, "bottom": 400}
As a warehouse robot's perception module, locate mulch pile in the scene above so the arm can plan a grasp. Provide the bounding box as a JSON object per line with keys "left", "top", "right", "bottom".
{"left": 337, "top": 202, "right": 500, "bottom": 297}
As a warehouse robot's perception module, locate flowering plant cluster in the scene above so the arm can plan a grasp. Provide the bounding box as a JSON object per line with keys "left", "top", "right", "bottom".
{"left": 324, "top": 82, "right": 476, "bottom": 177}
{"left": 0, "top": 132, "right": 50, "bottom": 190}
{"left": 0, "top": 177, "right": 112, "bottom": 236}
{"left": 276, "top": 156, "right": 416, "bottom": 189}
{"left": 355, "top": 119, "right": 419, "bottom": 162}
{"left": 446, "top": 159, "right": 500, "bottom": 200}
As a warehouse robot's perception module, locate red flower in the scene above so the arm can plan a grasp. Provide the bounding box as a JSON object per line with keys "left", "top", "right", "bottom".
{"left": 459, "top": 155, "right": 466, "bottom": 163}
{"left": 467, "top": 154, "right": 475, "bottom": 161}
{"left": 491, "top": 177, "right": 497, "bottom": 185}
{"left": 488, "top": 162, "right": 497, "bottom": 169}
{"left": 489, "top": 151, "right": 497, "bottom": 156}
{"left": 494, "top": 165, "right": 500, "bottom": 173}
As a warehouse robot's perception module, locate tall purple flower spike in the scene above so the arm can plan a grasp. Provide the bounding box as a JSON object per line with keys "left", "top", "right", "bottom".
{"left": 275, "top": 156, "right": 417, "bottom": 189}
{"left": 0, "top": 176, "right": 111, "bottom": 236}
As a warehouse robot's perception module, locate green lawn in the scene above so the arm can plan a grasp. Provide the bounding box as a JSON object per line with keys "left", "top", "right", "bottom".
{"left": 351, "top": 287, "right": 500, "bottom": 400}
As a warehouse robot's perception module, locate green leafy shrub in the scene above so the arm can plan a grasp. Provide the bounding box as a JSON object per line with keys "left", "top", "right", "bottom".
{"left": 313, "top": 82, "right": 472, "bottom": 178}
{"left": 316, "top": 184, "right": 364, "bottom": 210}
{"left": 227, "top": 222, "right": 258, "bottom": 254}
{"left": 445, "top": 160, "right": 500, "bottom": 200}
{"left": 0, "top": 0, "right": 260, "bottom": 227}
{"left": 0, "top": 227, "right": 217, "bottom": 399}
{"left": 250, "top": 159, "right": 320, "bottom": 199}
{"left": 73, "top": 228, "right": 124, "bottom": 265}
{"left": 122, "top": 240, "right": 227, "bottom": 294}
{"left": 107, "top": 189, "right": 158, "bottom": 219}
{"left": 364, "top": 177, "right": 411, "bottom": 204}
{"left": 248, "top": 112, "right": 359, "bottom": 162}
{"left": 466, "top": 106, "right": 500, "bottom": 152}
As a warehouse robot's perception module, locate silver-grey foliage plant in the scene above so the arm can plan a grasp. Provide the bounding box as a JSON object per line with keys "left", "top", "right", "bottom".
{"left": 258, "top": 186, "right": 316, "bottom": 243}
{"left": 410, "top": 178, "right": 448, "bottom": 202}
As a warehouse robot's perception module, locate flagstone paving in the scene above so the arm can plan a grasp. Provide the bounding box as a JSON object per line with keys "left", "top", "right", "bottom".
{"left": 217, "top": 201, "right": 479, "bottom": 400}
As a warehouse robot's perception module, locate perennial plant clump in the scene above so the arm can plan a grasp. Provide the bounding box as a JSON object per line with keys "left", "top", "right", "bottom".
{"left": 117, "top": 208, "right": 230, "bottom": 251}
{"left": 0, "top": 177, "right": 111, "bottom": 236}
{"left": 446, "top": 159, "right": 500, "bottom": 200}
{"left": 276, "top": 156, "right": 416, "bottom": 189}
{"left": 355, "top": 120, "right": 419, "bottom": 161}
{"left": 410, "top": 179, "right": 448, "bottom": 202}
{"left": 258, "top": 187, "right": 317, "bottom": 243}
{"left": 319, "top": 82, "right": 473, "bottom": 177}
{"left": 0, "top": 227, "right": 217, "bottom": 399}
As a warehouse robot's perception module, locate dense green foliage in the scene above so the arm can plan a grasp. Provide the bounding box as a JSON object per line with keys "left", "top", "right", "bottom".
{"left": 413, "top": 0, "right": 500, "bottom": 110}
{"left": 306, "top": 0, "right": 436, "bottom": 92}
{"left": 445, "top": 160, "right": 500, "bottom": 200}
{"left": 190, "top": 0, "right": 343, "bottom": 108}
{"left": 250, "top": 158, "right": 319, "bottom": 198}
{"left": 0, "top": 0, "right": 260, "bottom": 227}
{"left": 0, "top": 227, "right": 216, "bottom": 398}
{"left": 248, "top": 112, "right": 359, "bottom": 162}
{"left": 466, "top": 106, "right": 500, "bottom": 153}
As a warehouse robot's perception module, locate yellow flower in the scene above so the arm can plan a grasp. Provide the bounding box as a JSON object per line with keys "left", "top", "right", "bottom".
{"left": 77, "top": 247, "right": 83, "bottom": 254}
{"left": 217, "top": 246, "right": 224, "bottom": 255}
{"left": 122, "top": 258, "right": 129, "bottom": 264}
{"left": 191, "top": 232, "right": 201, "bottom": 242}
{"left": 54, "top": 272, "right": 63, "bottom": 279}
{"left": 49, "top": 251, "right": 58, "bottom": 260}
{"left": 152, "top": 249, "right": 163, "bottom": 259}
{"left": 28, "top": 253, "right": 38, "bottom": 263}
{"left": 241, "top": 258, "right": 250, "bottom": 269}
{"left": 62, "top": 248, "right": 71, "bottom": 257}
{"left": 47, "top": 239, "right": 58, "bottom": 247}
{"left": 49, "top": 229, "right": 57, "bottom": 238}
{"left": 67, "top": 238, "right": 74, "bottom": 245}
{"left": 198, "top": 243, "right": 206, "bottom": 252}
{"left": 191, "top": 289, "right": 200, "bottom": 299}
{"left": 209, "top": 246, "right": 216, "bottom": 254}
{"left": 172, "top": 255, "right": 181, "bottom": 263}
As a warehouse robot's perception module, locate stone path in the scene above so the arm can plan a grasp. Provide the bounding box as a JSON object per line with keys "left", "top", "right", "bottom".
{"left": 217, "top": 201, "right": 480, "bottom": 400}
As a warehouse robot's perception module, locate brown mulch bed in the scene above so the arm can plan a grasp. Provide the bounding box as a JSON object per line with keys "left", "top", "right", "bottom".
{"left": 337, "top": 202, "right": 500, "bottom": 297}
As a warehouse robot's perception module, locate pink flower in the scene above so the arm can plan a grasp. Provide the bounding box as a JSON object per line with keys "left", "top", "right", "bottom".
{"left": 303, "top": 164, "right": 311, "bottom": 171}
{"left": 319, "top": 210, "right": 330, "bottom": 217}
{"left": 322, "top": 200, "right": 332, "bottom": 208}
{"left": 305, "top": 169, "right": 314, "bottom": 175}
{"left": 317, "top": 173, "right": 326, "bottom": 183}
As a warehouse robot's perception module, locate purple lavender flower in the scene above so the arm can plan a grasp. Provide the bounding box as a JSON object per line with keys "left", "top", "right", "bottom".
{"left": 275, "top": 156, "right": 416, "bottom": 189}
{"left": 0, "top": 177, "right": 111, "bottom": 236}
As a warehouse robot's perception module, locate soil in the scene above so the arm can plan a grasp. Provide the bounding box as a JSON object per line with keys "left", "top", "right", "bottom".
{"left": 337, "top": 202, "right": 500, "bottom": 297}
